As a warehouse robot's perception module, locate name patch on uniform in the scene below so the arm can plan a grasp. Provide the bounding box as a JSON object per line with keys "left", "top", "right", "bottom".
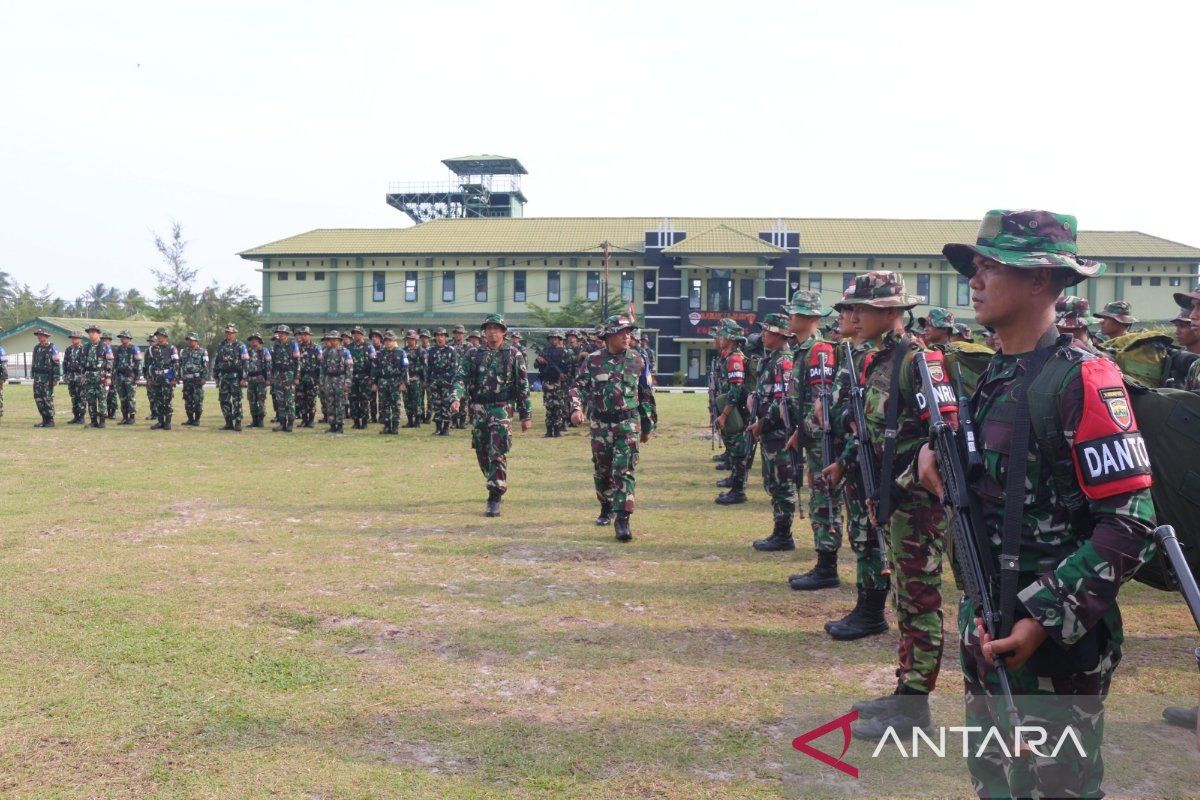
{"left": 1099, "top": 387, "right": 1132, "bottom": 430}
{"left": 1075, "top": 432, "right": 1152, "bottom": 485}
{"left": 595, "top": 373, "right": 610, "bottom": 382}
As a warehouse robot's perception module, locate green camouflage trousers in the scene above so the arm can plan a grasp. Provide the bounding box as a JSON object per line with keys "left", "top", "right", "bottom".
{"left": 272, "top": 380, "right": 296, "bottom": 423}
{"left": 377, "top": 379, "right": 402, "bottom": 429}
{"left": 887, "top": 496, "right": 946, "bottom": 694}
{"left": 33, "top": 376, "right": 55, "bottom": 419}
{"left": 542, "top": 384, "right": 569, "bottom": 432}
{"left": 959, "top": 597, "right": 1120, "bottom": 799}
{"left": 147, "top": 380, "right": 174, "bottom": 420}
{"left": 115, "top": 377, "right": 136, "bottom": 418}
{"left": 590, "top": 420, "right": 641, "bottom": 512}
{"left": 105, "top": 383, "right": 117, "bottom": 417}
{"left": 430, "top": 383, "right": 455, "bottom": 424}
{"left": 720, "top": 427, "right": 748, "bottom": 488}
{"left": 247, "top": 379, "right": 268, "bottom": 421}
{"left": 183, "top": 379, "right": 205, "bottom": 419}
{"left": 349, "top": 377, "right": 371, "bottom": 423}
{"left": 297, "top": 375, "right": 318, "bottom": 422}
{"left": 759, "top": 435, "right": 797, "bottom": 524}
{"left": 0, "top": 385, "right": 4, "bottom": 419}
{"left": 216, "top": 375, "right": 242, "bottom": 424}
{"left": 805, "top": 445, "right": 842, "bottom": 553}
{"left": 67, "top": 379, "right": 84, "bottom": 420}
{"left": 843, "top": 471, "right": 889, "bottom": 591}
{"left": 403, "top": 380, "right": 423, "bottom": 421}
{"left": 321, "top": 376, "right": 348, "bottom": 428}
{"left": 84, "top": 374, "right": 107, "bottom": 421}
{"left": 471, "top": 405, "right": 513, "bottom": 495}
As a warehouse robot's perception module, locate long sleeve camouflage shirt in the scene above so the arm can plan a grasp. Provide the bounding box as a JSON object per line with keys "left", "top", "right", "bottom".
{"left": 569, "top": 346, "right": 657, "bottom": 432}
{"left": 452, "top": 344, "right": 531, "bottom": 422}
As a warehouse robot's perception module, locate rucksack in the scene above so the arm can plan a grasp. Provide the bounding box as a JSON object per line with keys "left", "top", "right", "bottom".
{"left": 1103, "top": 330, "right": 1199, "bottom": 389}
{"left": 943, "top": 341, "right": 996, "bottom": 397}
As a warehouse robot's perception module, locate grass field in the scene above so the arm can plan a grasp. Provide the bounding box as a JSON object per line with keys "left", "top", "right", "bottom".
{"left": 0, "top": 384, "right": 1197, "bottom": 799}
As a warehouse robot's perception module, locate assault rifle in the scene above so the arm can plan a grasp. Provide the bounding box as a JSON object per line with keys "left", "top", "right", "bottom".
{"left": 840, "top": 341, "right": 890, "bottom": 576}
{"left": 915, "top": 352, "right": 1019, "bottom": 730}
{"left": 814, "top": 350, "right": 840, "bottom": 527}
{"left": 1154, "top": 525, "right": 1200, "bottom": 651}
{"left": 777, "top": 379, "right": 804, "bottom": 492}
{"left": 950, "top": 360, "right": 984, "bottom": 476}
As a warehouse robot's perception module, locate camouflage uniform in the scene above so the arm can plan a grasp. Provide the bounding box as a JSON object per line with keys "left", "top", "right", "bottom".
{"left": 179, "top": 335, "right": 210, "bottom": 425}
{"left": 374, "top": 333, "right": 409, "bottom": 434}
{"left": 270, "top": 326, "right": 301, "bottom": 431}
{"left": 319, "top": 332, "right": 353, "bottom": 433}
{"left": 81, "top": 329, "right": 114, "bottom": 427}
{"left": 403, "top": 334, "right": 426, "bottom": 428}
{"left": 712, "top": 320, "right": 750, "bottom": 501}
{"left": 0, "top": 342, "right": 6, "bottom": 421}
{"left": 112, "top": 334, "right": 141, "bottom": 423}
{"left": 100, "top": 333, "right": 118, "bottom": 418}
{"left": 211, "top": 328, "right": 248, "bottom": 429}
{"left": 245, "top": 336, "right": 272, "bottom": 427}
{"left": 31, "top": 334, "right": 62, "bottom": 425}
{"left": 145, "top": 331, "right": 180, "bottom": 429}
{"left": 450, "top": 325, "right": 471, "bottom": 428}
{"left": 535, "top": 338, "right": 571, "bottom": 437}
{"left": 368, "top": 331, "right": 383, "bottom": 423}
{"left": 941, "top": 210, "right": 1157, "bottom": 798}
{"left": 143, "top": 334, "right": 158, "bottom": 419}
{"left": 425, "top": 333, "right": 461, "bottom": 434}
{"left": 452, "top": 315, "right": 532, "bottom": 510}
{"left": 62, "top": 338, "right": 86, "bottom": 422}
{"left": 750, "top": 313, "right": 798, "bottom": 547}
{"left": 570, "top": 316, "right": 657, "bottom": 539}
{"left": 296, "top": 328, "right": 322, "bottom": 427}
{"left": 347, "top": 330, "right": 376, "bottom": 429}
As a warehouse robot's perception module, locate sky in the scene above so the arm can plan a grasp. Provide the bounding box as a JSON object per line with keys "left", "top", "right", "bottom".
{"left": 2, "top": 0, "right": 1196, "bottom": 303}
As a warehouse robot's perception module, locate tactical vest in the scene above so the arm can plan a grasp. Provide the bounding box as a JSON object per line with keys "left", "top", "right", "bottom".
{"left": 246, "top": 349, "right": 269, "bottom": 378}
{"left": 213, "top": 341, "right": 243, "bottom": 374}
{"left": 114, "top": 345, "right": 139, "bottom": 377}
{"left": 321, "top": 347, "right": 348, "bottom": 377}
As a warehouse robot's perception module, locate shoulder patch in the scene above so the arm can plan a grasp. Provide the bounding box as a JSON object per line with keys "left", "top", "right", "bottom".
{"left": 1071, "top": 357, "right": 1152, "bottom": 499}
{"left": 807, "top": 341, "right": 836, "bottom": 386}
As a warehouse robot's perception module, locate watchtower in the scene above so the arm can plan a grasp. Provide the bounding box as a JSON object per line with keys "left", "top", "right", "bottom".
{"left": 386, "top": 155, "right": 528, "bottom": 224}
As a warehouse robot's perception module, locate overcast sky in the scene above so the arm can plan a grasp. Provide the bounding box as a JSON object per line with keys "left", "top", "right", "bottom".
{"left": 2, "top": 1, "right": 1195, "bottom": 302}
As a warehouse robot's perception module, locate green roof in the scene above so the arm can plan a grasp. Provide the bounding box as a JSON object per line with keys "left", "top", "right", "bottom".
{"left": 661, "top": 224, "right": 786, "bottom": 256}
{"left": 240, "top": 217, "right": 1200, "bottom": 261}
{"left": 1, "top": 316, "right": 162, "bottom": 341}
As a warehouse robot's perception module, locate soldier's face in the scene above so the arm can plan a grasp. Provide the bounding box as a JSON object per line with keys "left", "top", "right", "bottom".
{"left": 851, "top": 305, "right": 895, "bottom": 340}
{"left": 353, "top": 333, "right": 363, "bottom": 343}
{"left": 299, "top": 334, "right": 310, "bottom": 344}
{"left": 1173, "top": 320, "right": 1199, "bottom": 348}
{"left": 188, "top": 340, "right": 198, "bottom": 348}
{"left": 225, "top": 332, "right": 236, "bottom": 342}
{"left": 453, "top": 333, "right": 464, "bottom": 343}
{"left": 483, "top": 325, "right": 505, "bottom": 347}
{"left": 606, "top": 331, "right": 631, "bottom": 353}
{"left": 436, "top": 334, "right": 447, "bottom": 345}
{"left": 1099, "top": 317, "right": 1126, "bottom": 338}
{"left": 157, "top": 335, "right": 168, "bottom": 344}
{"left": 88, "top": 332, "right": 100, "bottom": 343}
{"left": 1189, "top": 299, "right": 1200, "bottom": 324}
{"left": 838, "top": 308, "right": 855, "bottom": 337}
{"left": 925, "top": 327, "right": 950, "bottom": 346}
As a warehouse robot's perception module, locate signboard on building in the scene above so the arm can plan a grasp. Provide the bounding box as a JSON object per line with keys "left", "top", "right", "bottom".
{"left": 687, "top": 310, "right": 756, "bottom": 337}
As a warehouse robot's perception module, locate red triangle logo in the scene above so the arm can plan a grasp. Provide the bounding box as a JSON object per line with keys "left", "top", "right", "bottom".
{"left": 792, "top": 709, "right": 859, "bottom": 778}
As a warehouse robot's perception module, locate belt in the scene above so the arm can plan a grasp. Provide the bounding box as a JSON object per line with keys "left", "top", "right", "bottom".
{"left": 473, "top": 393, "right": 511, "bottom": 404}
{"left": 592, "top": 409, "right": 637, "bottom": 424}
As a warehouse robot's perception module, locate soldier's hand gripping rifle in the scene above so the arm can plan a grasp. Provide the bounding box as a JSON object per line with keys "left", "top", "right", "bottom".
{"left": 815, "top": 351, "right": 840, "bottom": 528}
{"left": 841, "top": 341, "right": 890, "bottom": 577}
{"left": 915, "top": 352, "right": 1020, "bottom": 731}
{"left": 777, "top": 379, "right": 804, "bottom": 492}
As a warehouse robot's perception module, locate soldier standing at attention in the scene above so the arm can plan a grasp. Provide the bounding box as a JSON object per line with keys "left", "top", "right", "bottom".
{"left": 842, "top": 271, "right": 953, "bottom": 741}
{"left": 919, "top": 210, "right": 1158, "bottom": 797}
{"left": 294, "top": 326, "right": 322, "bottom": 428}
{"left": 244, "top": 332, "right": 271, "bottom": 428}
{"left": 571, "top": 315, "right": 657, "bottom": 541}
{"left": 425, "top": 328, "right": 460, "bottom": 436}
{"left": 81, "top": 324, "right": 114, "bottom": 428}
{"left": 368, "top": 329, "right": 384, "bottom": 423}
{"left": 320, "top": 331, "right": 353, "bottom": 433}
{"left": 0, "top": 328, "right": 7, "bottom": 423}
{"left": 1095, "top": 300, "right": 1137, "bottom": 341}
{"left": 418, "top": 329, "right": 434, "bottom": 422}
{"left": 62, "top": 330, "right": 86, "bottom": 424}
{"left": 746, "top": 312, "right": 798, "bottom": 552}
{"left": 450, "top": 324, "right": 471, "bottom": 429}
{"left": 212, "top": 324, "right": 248, "bottom": 431}
{"left": 346, "top": 326, "right": 375, "bottom": 429}
{"left": 146, "top": 327, "right": 179, "bottom": 430}
{"left": 402, "top": 330, "right": 425, "bottom": 428}
{"left": 373, "top": 330, "right": 409, "bottom": 435}
{"left": 270, "top": 324, "right": 300, "bottom": 432}
{"left": 31, "top": 328, "right": 61, "bottom": 427}
{"left": 143, "top": 334, "right": 158, "bottom": 420}
{"left": 534, "top": 331, "right": 570, "bottom": 438}
{"left": 917, "top": 308, "right": 955, "bottom": 349}
{"left": 179, "top": 332, "right": 209, "bottom": 426}
{"left": 712, "top": 320, "right": 750, "bottom": 506}
{"left": 1056, "top": 296, "right": 1104, "bottom": 353}
{"left": 100, "top": 331, "right": 119, "bottom": 419}
{"left": 450, "top": 314, "right": 532, "bottom": 517}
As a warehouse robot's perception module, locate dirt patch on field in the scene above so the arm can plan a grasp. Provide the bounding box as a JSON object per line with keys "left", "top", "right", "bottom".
{"left": 494, "top": 543, "right": 614, "bottom": 564}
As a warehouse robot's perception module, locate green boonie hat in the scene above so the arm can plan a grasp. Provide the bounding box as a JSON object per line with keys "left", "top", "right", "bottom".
{"left": 296, "top": 325, "right": 312, "bottom": 335}
{"left": 384, "top": 330, "right": 397, "bottom": 341}
{"left": 481, "top": 313, "right": 507, "bottom": 331}
{"left": 846, "top": 271, "right": 922, "bottom": 309}
{"left": 547, "top": 331, "right": 564, "bottom": 340}
{"left": 147, "top": 334, "right": 156, "bottom": 342}
{"left": 369, "top": 329, "right": 381, "bottom": 337}
{"left": 34, "top": 327, "right": 51, "bottom": 336}
{"left": 833, "top": 286, "right": 857, "bottom": 312}
{"left": 1056, "top": 296, "right": 1098, "bottom": 329}
{"left": 274, "top": 324, "right": 291, "bottom": 335}
{"left": 322, "top": 330, "right": 337, "bottom": 340}
{"left": 185, "top": 331, "right": 199, "bottom": 341}
{"left": 155, "top": 327, "right": 169, "bottom": 337}
{"left": 759, "top": 311, "right": 794, "bottom": 336}
{"left": 419, "top": 329, "right": 431, "bottom": 337}
{"left": 943, "top": 209, "right": 1105, "bottom": 287}
{"left": 918, "top": 307, "right": 955, "bottom": 331}
{"left": 784, "top": 288, "right": 833, "bottom": 317}
{"left": 511, "top": 330, "right": 522, "bottom": 338}
{"left": 600, "top": 314, "right": 635, "bottom": 338}
{"left": 1173, "top": 279, "right": 1200, "bottom": 310}
{"left": 100, "top": 330, "right": 113, "bottom": 340}
{"left": 1096, "top": 300, "right": 1138, "bottom": 325}
{"left": 118, "top": 329, "right": 132, "bottom": 339}
{"left": 405, "top": 329, "right": 418, "bottom": 338}
{"left": 247, "top": 332, "right": 264, "bottom": 342}
{"left": 224, "top": 323, "right": 238, "bottom": 333}
{"left": 70, "top": 330, "right": 84, "bottom": 338}
{"left": 84, "top": 324, "right": 101, "bottom": 333}
{"left": 435, "top": 327, "right": 447, "bottom": 335}
{"left": 1170, "top": 310, "right": 1194, "bottom": 324}
{"left": 340, "top": 330, "right": 352, "bottom": 338}
{"left": 452, "top": 324, "right": 466, "bottom": 334}
{"left": 952, "top": 322, "right": 973, "bottom": 338}
{"left": 469, "top": 330, "right": 482, "bottom": 339}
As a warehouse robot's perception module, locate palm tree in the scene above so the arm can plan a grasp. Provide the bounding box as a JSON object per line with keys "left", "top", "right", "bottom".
{"left": 82, "top": 283, "right": 122, "bottom": 317}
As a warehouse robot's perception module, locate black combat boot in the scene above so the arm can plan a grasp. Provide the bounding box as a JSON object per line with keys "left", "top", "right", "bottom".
{"left": 252, "top": 415, "right": 264, "bottom": 428}
{"left": 485, "top": 490, "right": 501, "bottom": 517}
{"left": 150, "top": 417, "right": 164, "bottom": 430}
{"left": 162, "top": 415, "right": 173, "bottom": 430}
{"left": 713, "top": 452, "right": 728, "bottom": 463}
{"left": 404, "top": 415, "right": 415, "bottom": 428}
{"left": 440, "top": 421, "right": 450, "bottom": 436}
{"left": 715, "top": 487, "right": 747, "bottom": 505}
{"left": 233, "top": 420, "right": 242, "bottom": 432}
{"left": 96, "top": 415, "right": 106, "bottom": 428}
{"left": 851, "top": 686, "right": 932, "bottom": 742}
{"left": 194, "top": 410, "right": 202, "bottom": 425}
{"left": 614, "top": 512, "right": 632, "bottom": 542}
{"left": 788, "top": 551, "right": 840, "bottom": 590}
{"left": 715, "top": 459, "right": 731, "bottom": 472}
{"left": 1163, "top": 705, "right": 1198, "bottom": 729}
{"left": 595, "top": 503, "right": 613, "bottom": 525}
{"left": 222, "top": 419, "right": 234, "bottom": 430}
{"left": 825, "top": 587, "right": 890, "bottom": 641}
{"left": 68, "top": 414, "right": 82, "bottom": 425}
{"left": 43, "top": 416, "right": 55, "bottom": 427}
{"left": 716, "top": 476, "right": 735, "bottom": 488}
{"left": 752, "top": 518, "right": 795, "bottom": 551}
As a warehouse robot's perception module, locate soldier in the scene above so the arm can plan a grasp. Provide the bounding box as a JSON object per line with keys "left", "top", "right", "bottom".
{"left": 80, "top": 325, "right": 114, "bottom": 428}
{"left": 570, "top": 314, "right": 656, "bottom": 541}
{"left": 373, "top": 330, "right": 409, "bottom": 435}
{"left": 145, "top": 327, "right": 180, "bottom": 430}
{"left": 62, "top": 330, "right": 86, "bottom": 424}
{"left": 30, "top": 328, "right": 61, "bottom": 427}
{"left": 320, "top": 331, "right": 353, "bottom": 433}
{"left": 212, "top": 324, "right": 248, "bottom": 431}
{"left": 425, "top": 328, "right": 460, "bottom": 436}
{"left": 346, "top": 326, "right": 375, "bottom": 429}
{"left": 368, "top": 329, "right": 384, "bottom": 423}
{"left": 418, "top": 329, "right": 433, "bottom": 422}
{"left": 144, "top": 334, "right": 158, "bottom": 420}
{"left": 950, "top": 322, "right": 974, "bottom": 344}
{"left": 745, "top": 312, "right": 798, "bottom": 551}
{"left": 268, "top": 331, "right": 281, "bottom": 423}
{"left": 449, "top": 324, "right": 471, "bottom": 429}
{"left": 179, "top": 332, "right": 210, "bottom": 426}
{"left": 917, "top": 308, "right": 955, "bottom": 348}
{"left": 1056, "top": 295, "right": 1102, "bottom": 351}
{"left": 0, "top": 327, "right": 6, "bottom": 423}
{"left": 838, "top": 271, "right": 952, "bottom": 741}
{"left": 450, "top": 314, "right": 532, "bottom": 517}
{"left": 922, "top": 210, "right": 1158, "bottom": 797}
{"left": 711, "top": 320, "right": 750, "bottom": 505}
{"left": 1176, "top": 281, "right": 1200, "bottom": 392}
{"left": 295, "top": 326, "right": 322, "bottom": 428}
{"left": 270, "top": 324, "right": 300, "bottom": 432}
{"left": 402, "top": 330, "right": 425, "bottom": 428}
{"left": 1095, "top": 299, "right": 1137, "bottom": 340}
{"left": 534, "top": 332, "right": 570, "bottom": 437}
{"left": 100, "top": 331, "right": 118, "bottom": 419}
{"left": 245, "top": 332, "right": 272, "bottom": 428}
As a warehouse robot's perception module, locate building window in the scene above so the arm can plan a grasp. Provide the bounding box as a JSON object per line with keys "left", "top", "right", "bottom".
{"left": 956, "top": 275, "right": 969, "bottom": 306}
{"left": 707, "top": 274, "right": 730, "bottom": 312}
{"left": 278, "top": 271, "right": 289, "bottom": 281}
{"left": 1170, "top": 277, "right": 1182, "bottom": 287}
{"left": 475, "top": 271, "right": 488, "bottom": 302}
{"left": 788, "top": 271, "right": 801, "bottom": 294}
{"left": 586, "top": 271, "right": 600, "bottom": 301}
{"left": 739, "top": 278, "right": 754, "bottom": 311}
{"left": 372, "top": 271, "right": 386, "bottom": 302}
{"left": 809, "top": 272, "right": 822, "bottom": 292}
{"left": 1150, "top": 277, "right": 1162, "bottom": 287}
{"left": 513, "top": 270, "right": 527, "bottom": 302}
{"left": 620, "top": 270, "right": 635, "bottom": 302}
{"left": 644, "top": 272, "right": 657, "bottom": 303}
{"left": 689, "top": 278, "right": 702, "bottom": 310}
{"left": 442, "top": 271, "right": 455, "bottom": 302}
{"left": 1130, "top": 276, "right": 1143, "bottom": 286}
{"left": 917, "top": 274, "right": 931, "bottom": 303}
{"left": 547, "top": 270, "right": 561, "bottom": 302}
{"left": 295, "top": 271, "right": 307, "bottom": 281}
{"left": 314, "top": 271, "right": 325, "bottom": 281}
{"left": 404, "top": 271, "right": 418, "bottom": 302}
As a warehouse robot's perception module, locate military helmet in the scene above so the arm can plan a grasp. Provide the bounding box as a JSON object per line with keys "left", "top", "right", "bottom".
{"left": 118, "top": 329, "right": 132, "bottom": 339}
{"left": 84, "top": 324, "right": 101, "bottom": 333}
{"left": 480, "top": 313, "right": 507, "bottom": 331}
{"left": 247, "top": 332, "right": 264, "bottom": 343}
{"left": 155, "top": 326, "right": 170, "bottom": 337}
{"left": 547, "top": 331, "right": 564, "bottom": 341}
{"left": 600, "top": 314, "right": 636, "bottom": 339}
{"left": 943, "top": 209, "right": 1104, "bottom": 287}
{"left": 452, "top": 323, "right": 466, "bottom": 334}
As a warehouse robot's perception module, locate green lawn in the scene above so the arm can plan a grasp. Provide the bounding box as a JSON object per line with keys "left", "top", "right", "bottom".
{"left": 0, "top": 385, "right": 1195, "bottom": 799}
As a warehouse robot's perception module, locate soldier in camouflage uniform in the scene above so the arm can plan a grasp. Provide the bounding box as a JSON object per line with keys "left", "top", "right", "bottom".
{"left": 100, "top": 331, "right": 118, "bottom": 419}
{"left": 1174, "top": 282, "right": 1200, "bottom": 392}
{"left": 143, "top": 334, "right": 158, "bottom": 420}
{"left": 212, "top": 324, "right": 248, "bottom": 431}
{"left": 368, "top": 329, "right": 383, "bottom": 423}
{"left": 839, "top": 271, "right": 952, "bottom": 741}
{"left": 746, "top": 312, "right": 799, "bottom": 551}
{"left": 145, "top": 327, "right": 180, "bottom": 430}
{"left": 917, "top": 307, "right": 955, "bottom": 348}
{"left": 179, "top": 332, "right": 210, "bottom": 426}
{"left": 425, "top": 328, "right": 461, "bottom": 436}
{"left": 782, "top": 289, "right": 844, "bottom": 591}
{"left": 373, "top": 330, "right": 408, "bottom": 434}
{"left": 1056, "top": 296, "right": 1105, "bottom": 354}
{"left": 0, "top": 329, "right": 6, "bottom": 423}
{"left": 450, "top": 324, "right": 471, "bottom": 428}
{"left": 295, "top": 326, "right": 322, "bottom": 428}
{"left": 451, "top": 314, "right": 532, "bottom": 517}
{"left": 320, "top": 331, "right": 353, "bottom": 433}
{"left": 81, "top": 325, "right": 114, "bottom": 428}
{"left": 402, "top": 330, "right": 426, "bottom": 428}
{"left": 712, "top": 319, "right": 750, "bottom": 505}
{"left": 245, "top": 333, "right": 272, "bottom": 427}
{"left": 534, "top": 331, "right": 571, "bottom": 437}
{"left": 570, "top": 314, "right": 657, "bottom": 541}
{"left": 921, "top": 210, "right": 1159, "bottom": 798}
{"left": 270, "top": 324, "right": 300, "bottom": 432}
{"left": 346, "top": 326, "right": 375, "bottom": 429}
{"left": 30, "top": 328, "right": 61, "bottom": 426}
{"left": 418, "top": 329, "right": 434, "bottom": 422}
{"left": 62, "top": 331, "right": 86, "bottom": 424}
{"left": 1095, "top": 299, "right": 1137, "bottom": 340}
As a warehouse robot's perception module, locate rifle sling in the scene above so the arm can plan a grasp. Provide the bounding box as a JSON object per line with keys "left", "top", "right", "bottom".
{"left": 876, "top": 343, "right": 909, "bottom": 524}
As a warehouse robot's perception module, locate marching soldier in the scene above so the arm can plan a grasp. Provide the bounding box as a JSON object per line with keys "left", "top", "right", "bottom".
{"left": 450, "top": 314, "right": 532, "bottom": 517}
{"left": 425, "top": 328, "right": 460, "bottom": 436}
{"left": 62, "top": 330, "right": 86, "bottom": 424}
{"left": 347, "top": 326, "right": 375, "bottom": 429}
{"left": 81, "top": 325, "right": 114, "bottom": 428}
{"left": 373, "top": 330, "right": 409, "bottom": 435}
{"left": 320, "top": 331, "right": 353, "bottom": 433}
{"left": 746, "top": 312, "right": 798, "bottom": 551}
{"left": 179, "top": 332, "right": 210, "bottom": 426}
{"left": 212, "top": 324, "right": 248, "bottom": 431}
{"left": 146, "top": 327, "right": 179, "bottom": 430}
{"left": 403, "top": 330, "right": 425, "bottom": 428}
{"left": 101, "top": 331, "right": 118, "bottom": 419}
{"left": 30, "top": 327, "right": 61, "bottom": 427}
{"left": 534, "top": 331, "right": 570, "bottom": 437}
{"left": 296, "top": 326, "right": 322, "bottom": 428}
{"left": 245, "top": 332, "right": 272, "bottom": 428}
{"left": 270, "top": 324, "right": 300, "bottom": 432}
{"left": 712, "top": 320, "right": 750, "bottom": 505}
{"left": 570, "top": 314, "right": 657, "bottom": 541}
